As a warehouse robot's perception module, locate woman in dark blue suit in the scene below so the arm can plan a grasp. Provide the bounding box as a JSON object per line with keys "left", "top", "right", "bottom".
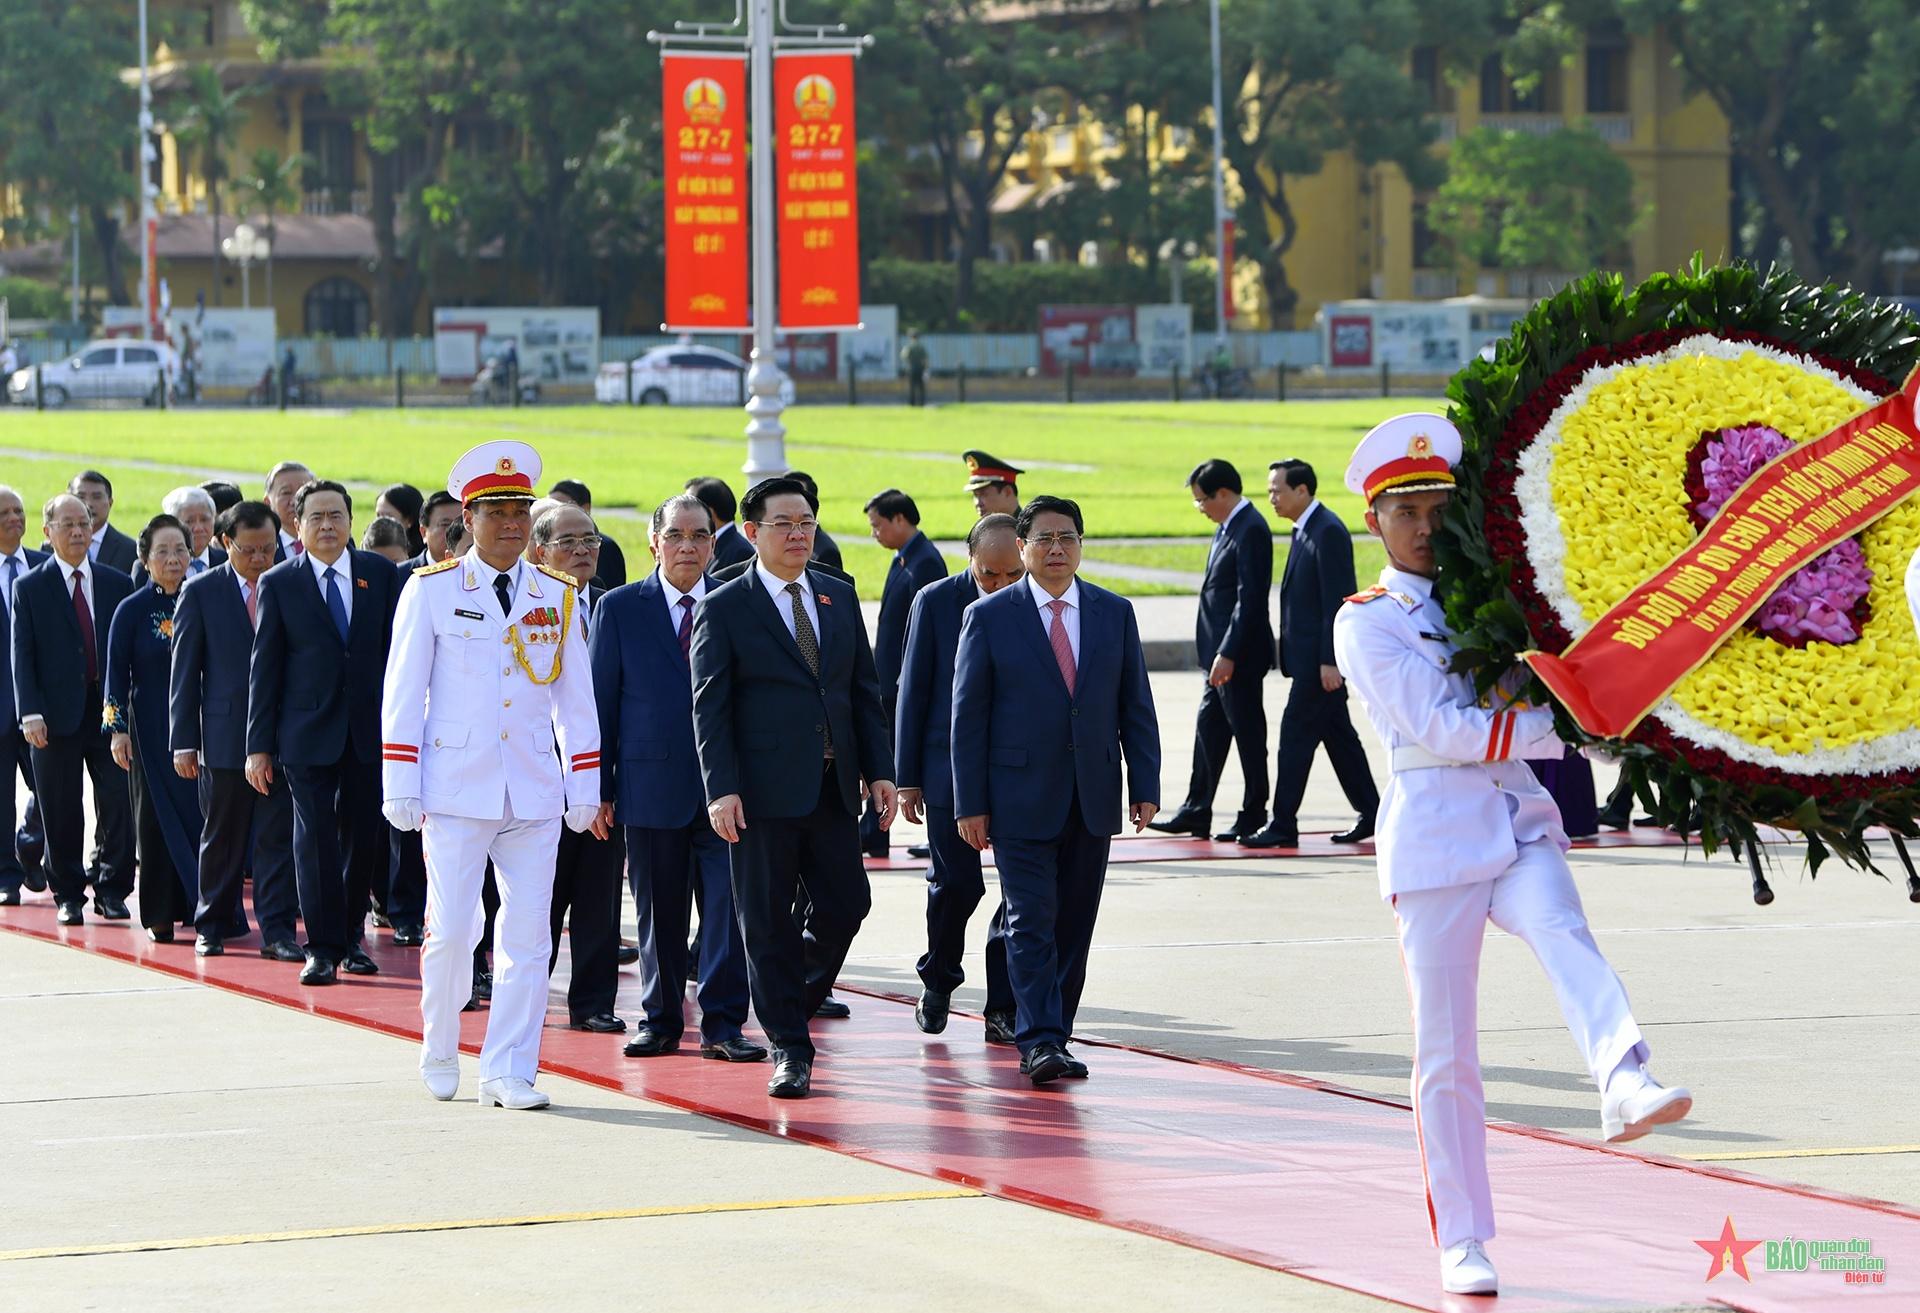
{"left": 107, "top": 515, "right": 203, "bottom": 942}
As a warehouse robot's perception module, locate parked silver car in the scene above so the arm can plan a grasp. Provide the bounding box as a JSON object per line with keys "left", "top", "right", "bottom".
{"left": 7, "top": 340, "right": 179, "bottom": 408}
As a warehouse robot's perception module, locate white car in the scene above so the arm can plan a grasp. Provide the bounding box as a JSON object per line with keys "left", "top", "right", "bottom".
{"left": 595, "top": 345, "right": 797, "bottom": 407}
{"left": 8, "top": 340, "right": 179, "bottom": 407}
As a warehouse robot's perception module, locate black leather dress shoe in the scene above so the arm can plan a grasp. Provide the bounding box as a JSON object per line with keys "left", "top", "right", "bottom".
{"left": 195, "top": 933, "right": 224, "bottom": 957}
{"left": 907, "top": 844, "right": 931, "bottom": 859}
{"left": 861, "top": 838, "right": 889, "bottom": 858}
{"left": 146, "top": 924, "right": 174, "bottom": 944}
{"left": 22, "top": 863, "right": 47, "bottom": 894}
{"left": 299, "top": 954, "right": 337, "bottom": 986}
{"left": 1213, "top": 811, "right": 1264, "bottom": 842}
{"left": 701, "top": 1036, "right": 769, "bottom": 1062}
{"left": 767, "top": 1057, "right": 812, "bottom": 1098}
{"left": 1596, "top": 805, "right": 1631, "bottom": 831}
{"left": 390, "top": 925, "right": 424, "bottom": 948}
{"left": 983, "top": 1009, "right": 1017, "bottom": 1045}
{"left": 471, "top": 967, "right": 493, "bottom": 1002}
{"left": 340, "top": 947, "right": 380, "bottom": 975}
{"left": 1062, "top": 1048, "right": 1090, "bottom": 1079}
{"left": 617, "top": 942, "right": 640, "bottom": 966}
{"left": 55, "top": 900, "right": 84, "bottom": 925}
{"left": 623, "top": 1026, "right": 681, "bottom": 1057}
{"left": 1023, "top": 1042, "right": 1073, "bottom": 1085}
{"left": 260, "top": 939, "right": 305, "bottom": 962}
{"left": 0, "top": 887, "right": 19, "bottom": 906}
{"left": 1237, "top": 824, "right": 1299, "bottom": 849}
{"left": 813, "top": 996, "right": 851, "bottom": 1019}
{"left": 1331, "top": 816, "right": 1377, "bottom": 845}
{"left": 915, "top": 988, "right": 951, "bottom": 1034}
{"left": 369, "top": 910, "right": 392, "bottom": 930}
{"left": 570, "top": 1012, "right": 626, "bottom": 1034}
{"left": 93, "top": 895, "right": 131, "bottom": 920}
{"left": 1146, "top": 808, "right": 1209, "bottom": 837}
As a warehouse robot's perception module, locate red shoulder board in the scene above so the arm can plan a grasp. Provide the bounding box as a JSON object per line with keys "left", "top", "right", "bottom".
{"left": 1344, "top": 585, "right": 1389, "bottom": 605}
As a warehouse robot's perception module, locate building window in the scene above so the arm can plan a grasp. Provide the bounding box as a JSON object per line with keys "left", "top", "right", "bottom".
{"left": 1586, "top": 37, "right": 1629, "bottom": 113}
{"left": 304, "top": 277, "right": 370, "bottom": 338}
{"left": 1411, "top": 200, "right": 1445, "bottom": 269}
{"left": 302, "top": 117, "right": 355, "bottom": 194}
{"left": 1479, "top": 56, "right": 1560, "bottom": 114}
{"left": 1411, "top": 47, "right": 1455, "bottom": 112}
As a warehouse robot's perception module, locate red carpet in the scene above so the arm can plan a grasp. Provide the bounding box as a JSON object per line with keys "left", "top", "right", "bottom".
{"left": 5, "top": 893, "right": 1912, "bottom": 1310}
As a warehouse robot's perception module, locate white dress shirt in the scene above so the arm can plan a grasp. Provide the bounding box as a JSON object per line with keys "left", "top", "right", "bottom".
{"left": 757, "top": 563, "right": 820, "bottom": 644}
{"left": 1026, "top": 574, "right": 1081, "bottom": 664}
{"left": 661, "top": 571, "right": 707, "bottom": 623}
{"left": 87, "top": 524, "right": 107, "bottom": 563}
{"left": 1210, "top": 496, "right": 1251, "bottom": 567}
{"left": 306, "top": 549, "right": 353, "bottom": 625}
{"left": 280, "top": 529, "right": 303, "bottom": 558}
{"left": 1293, "top": 498, "right": 1322, "bottom": 534}
{"left": 0, "top": 547, "right": 30, "bottom": 615}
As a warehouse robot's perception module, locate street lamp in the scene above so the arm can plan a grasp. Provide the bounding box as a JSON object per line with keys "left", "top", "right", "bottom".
{"left": 220, "top": 222, "right": 270, "bottom": 310}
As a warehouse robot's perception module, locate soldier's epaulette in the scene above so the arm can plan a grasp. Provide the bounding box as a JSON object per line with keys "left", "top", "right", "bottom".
{"left": 416, "top": 557, "right": 461, "bottom": 577}
{"left": 1344, "top": 585, "right": 1389, "bottom": 605}
{"left": 535, "top": 563, "right": 578, "bottom": 588}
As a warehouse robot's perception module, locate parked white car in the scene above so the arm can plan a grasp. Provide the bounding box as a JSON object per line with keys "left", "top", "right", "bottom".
{"left": 7, "top": 340, "right": 179, "bottom": 407}
{"left": 595, "top": 345, "right": 796, "bottom": 407}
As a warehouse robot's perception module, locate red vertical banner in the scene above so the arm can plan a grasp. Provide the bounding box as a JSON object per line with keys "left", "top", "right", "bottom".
{"left": 1220, "top": 218, "right": 1236, "bottom": 323}
{"left": 774, "top": 52, "right": 861, "bottom": 330}
{"left": 662, "top": 54, "right": 750, "bottom": 331}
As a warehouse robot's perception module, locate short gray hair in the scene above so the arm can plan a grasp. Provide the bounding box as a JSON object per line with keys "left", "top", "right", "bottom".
{"left": 265, "top": 460, "right": 311, "bottom": 491}
{"left": 162, "top": 486, "right": 216, "bottom": 518}
{"left": 531, "top": 503, "right": 596, "bottom": 546}
{"left": 651, "top": 493, "right": 710, "bottom": 536}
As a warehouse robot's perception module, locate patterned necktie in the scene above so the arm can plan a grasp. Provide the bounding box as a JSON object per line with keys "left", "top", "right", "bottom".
{"left": 494, "top": 572, "right": 513, "bottom": 618}
{"left": 71, "top": 569, "right": 97, "bottom": 682}
{"left": 244, "top": 581, "right": 257, "bottom": 629}
{"left": 676, "top": 594, "right": 695, "bottom": 661}
{"left": 323, "top": 566, "right": 349, "bottom": 643}
{"left": 784, "top": 580, "right": 820, "bottom": 676}
{"left": 1046, "top": 597, "right": 1076, "bottom": 696}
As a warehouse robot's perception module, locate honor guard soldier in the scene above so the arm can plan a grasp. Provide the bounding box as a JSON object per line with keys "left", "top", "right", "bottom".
{"left": 1332, "top": 414, "right": 1693, "bottom": 1297}
{"left": 962, "top": 450, "right": 1022, "bottom": 519}
{"left": 381, "top": 440, "right": 604, "bottom": 1110}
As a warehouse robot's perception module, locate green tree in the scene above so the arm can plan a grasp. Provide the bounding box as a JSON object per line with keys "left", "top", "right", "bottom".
{"left": 1427, "top": 124, "right": 1641, "bottom": 274}
{"left": 172, "top": 66, "right": 254, "bottom": 306}
{"left": 1611, "top": 0, "right": 1920, "bottom": 286}
{"left": 0, "top": 1, "right": 138, "bottom": 303}
{"left": 235, "top": 147, "right": 311, "bottom": 307}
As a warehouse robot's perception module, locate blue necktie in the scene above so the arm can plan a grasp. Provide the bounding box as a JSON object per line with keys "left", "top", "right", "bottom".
{"left": 324, "top": 565, "right": 349, "bottom": 643}
{"left": 190, "top": 557, "right": 206, "bottom": 574}
{"left": 2, "top": 555, "right": 17, "bottom": 623}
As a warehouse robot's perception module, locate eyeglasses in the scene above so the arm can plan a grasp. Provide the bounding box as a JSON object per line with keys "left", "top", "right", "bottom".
{"left": 755, "top": 518, "right": 817, "bottom": 537}
{"left": 1026, "top": 532, "right": 1081, "bottom": 549}
{"left": 549, "top": 534, "right": 601, "bottom": 552}
{"left": 659, "top": 530, "right": 713, "bottom": 546}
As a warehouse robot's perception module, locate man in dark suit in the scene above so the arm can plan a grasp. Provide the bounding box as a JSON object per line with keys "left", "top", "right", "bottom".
{"left": 952, "top": 495, "right": 1160, "bottom": 1085}
{"left": 864, "top": 488, "right": 947, "bottom": 857}
{"left": 399, "top": 491, "right": 462, "bottom": 576}
{"left": 169, "top": 501, "right": 303, "bottom": 959}
{"left": 67, "top": 471, "right": 138, "bottom": 574}
{"left": 896, "top": 513, "right": 1021, "bottom": 1039}
{"left": 13, "top": 494, "right": 136, "bottom": 923}
{"left": 594, "top": 493, "right": 761, "bottom": 1061}
{"left": 527, "top": 501, "right": 625, "bottom": 1033}
{"left": 786, "top": 471, "right": 844, "bottom": 571}
{"left": 1152, "top": 459, "right": 1274, "bottom": 842}
{"left": 686, "top": 476, "right": 754, "bottom": 571}
{"left": 0, "top": 487, "right": 47, "bottom": 905}
{"left": 134, "top": 487, "right": 228, "bottom": 586}
{"left": 265, "top": 461, "right": 313, "bottom": 564}
{"left": 1241, "top": 459, "right": 1379, "bottom": 848}
{"left": 246, "top": 480, "right": 401, "bottom": 985}
{"left": 691, "top": 477, "right": 895, "bottom": 1098}
{"left": 547, "top": 479, "right": 628, "bottom": 591}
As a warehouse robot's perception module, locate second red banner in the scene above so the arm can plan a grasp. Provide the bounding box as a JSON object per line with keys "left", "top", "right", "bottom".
{"left": 774, "top": 52, "right": 861, "bottom": 330}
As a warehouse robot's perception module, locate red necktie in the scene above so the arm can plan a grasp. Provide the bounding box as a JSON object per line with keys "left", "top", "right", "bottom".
{"left": 1046, "top": 598, "right": 1076, "bottom": 696}
{"left": 676, "top": 595, "right": 695, "bottom": 661}
{"left": 291, "top": 539, "right": 304, "bottom": 557}
{"left": 245, "top": 581, "right": 258, "bottom": 629}
{"left": 71, "top": 569, "right": 97, "bottom": 683}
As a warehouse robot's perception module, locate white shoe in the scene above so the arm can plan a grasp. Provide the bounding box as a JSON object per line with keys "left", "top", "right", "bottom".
{"left": 1440, "top": 1241, "right": 1498, "bottom": 1295}
{"left": 1602, "top": 1061, "right": 1692, "bottom": 1142}
{"left": 478, "top": 1076, "right": 550, "bottom": 1110}
{"left": 421, "top": 1057, "right": 460, "bottom": 1101}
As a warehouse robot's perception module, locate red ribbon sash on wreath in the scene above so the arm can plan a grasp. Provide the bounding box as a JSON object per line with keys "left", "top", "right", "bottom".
{"left": 1524, "top": 366, "right": 1920, "bottom": 738}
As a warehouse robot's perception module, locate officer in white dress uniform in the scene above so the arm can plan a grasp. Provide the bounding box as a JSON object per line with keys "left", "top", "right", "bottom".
{"left": 1331, "top": 414, "right": 1693, "bottom": 1296}
{"left": 380, "top": 440, "right": 604, "bottom": 1110}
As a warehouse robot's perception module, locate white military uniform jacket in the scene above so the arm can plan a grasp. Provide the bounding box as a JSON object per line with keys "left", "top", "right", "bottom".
{"left": 380, "top": 555, "right": 601, "bottom": 821}
{"left": 1332, "top": 566, "right": 1567, "bottom": 898}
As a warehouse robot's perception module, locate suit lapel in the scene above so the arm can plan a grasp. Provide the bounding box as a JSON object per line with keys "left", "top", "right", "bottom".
{"left": 745, "top": 574, "right": 817, "bottom": 678}
{"left": 343, "top": 551, "right": 372, "bottom": 649}
{"left": 1015, "top": 583, "right": 1072, "bottom": 699}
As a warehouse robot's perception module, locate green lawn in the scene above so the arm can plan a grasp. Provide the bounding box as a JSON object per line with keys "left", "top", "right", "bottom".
{"left": 1082, "top": 537, "right": 1390, "bottom": 584}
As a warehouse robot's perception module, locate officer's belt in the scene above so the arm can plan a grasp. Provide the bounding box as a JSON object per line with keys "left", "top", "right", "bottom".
{"left": 1389, "top": 745, "right": 1477, "bottom": 772}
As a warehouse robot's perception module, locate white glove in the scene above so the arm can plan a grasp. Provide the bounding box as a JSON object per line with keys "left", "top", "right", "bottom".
{"left": 563, "top": 804, "right": 599, "bottom": 834}
{"left": 383, "top": 797, "right": 424, "bottom": 832}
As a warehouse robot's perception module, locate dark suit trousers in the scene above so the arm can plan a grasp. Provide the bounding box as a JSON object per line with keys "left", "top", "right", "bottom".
{"left": 547, "top": 824, "right": 624, "bottom": 1020}
{"left": 730, "top": 763, "right": 870, "bottom": 1061}
{"left": 992, "top": 792, "right": 1111, "bottom": 1054}
{"left": 857, "top": 694, "right": 896, "bottom": 852}
{"left": 283, "top": 756, "right": 383, "bottom": 958}
{"left": 128, "top": 749, "right": 191, "bottom": 931}
{"left": 31, "top": 682, "right": 133, "bottom": 905}
{"left": 1182, "top": 669, "right": 1270, "bottom": 819}
{"left": 629, "top": 821, "right": 750, "bottom": 1042}
{"left": 195, "top": 766, "right": 298, "bottom": 942}
{"left": 1270, "top": 678, "right": 1379, "bottom": 830}
{"left": 917, "top": 803, "right": 1012, "bottom": 1010}
{"left": 0, "top": 732, "right": 33, "bottom": 893}
{"left": 383, "top": 827, "right": 428, "bottom": 928}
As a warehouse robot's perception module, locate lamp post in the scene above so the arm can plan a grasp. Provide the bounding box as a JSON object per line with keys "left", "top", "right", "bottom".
{"left": 1207, "top": 0, "right": 1230, "bottom": 352}
{"left": 138, "top": 0, "right": 159, "bottom": 341}
{"left": 221, "top": 222, "right": 270, "bottom": 309}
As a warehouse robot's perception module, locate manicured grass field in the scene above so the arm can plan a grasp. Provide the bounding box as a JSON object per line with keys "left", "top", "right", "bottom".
{"left": 1084, "top": 538, "right": 1390, "bottom": 584}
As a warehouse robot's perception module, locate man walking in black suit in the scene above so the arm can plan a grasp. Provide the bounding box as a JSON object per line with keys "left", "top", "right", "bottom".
{"left": 547, "top": 479, "right": 628, "bottom": 591}
{"left": 67, "top": 471, "right": 138, "bottom": 574}
{"left": 691, "top": 477, "right": 896, "bottom": 1099}
{"left": 685, "top": 476, "right": 754, "bottom": 571}
{"left": 896, "top": 513, "right": 1022, "bottom": 1040}
{"left": 169, "top": 501, "right": 303, "bottom": 960}
{"left": 246, "top": 480, "right": 401, "bottom": 985}
{"left": 864, "top": 488, "right": 947, "bottom": 857}
{"left": 0, "top": 487, "right": 48, "bottom": 905}
{"left": 1152, "top": 459, "right": 1274, "bottom": 842}
{"left": 13, "top": 494, "right": 136, "bottom": 923}
{"left": 1241, "top": 459, "right": 1379, "bottom": 848}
